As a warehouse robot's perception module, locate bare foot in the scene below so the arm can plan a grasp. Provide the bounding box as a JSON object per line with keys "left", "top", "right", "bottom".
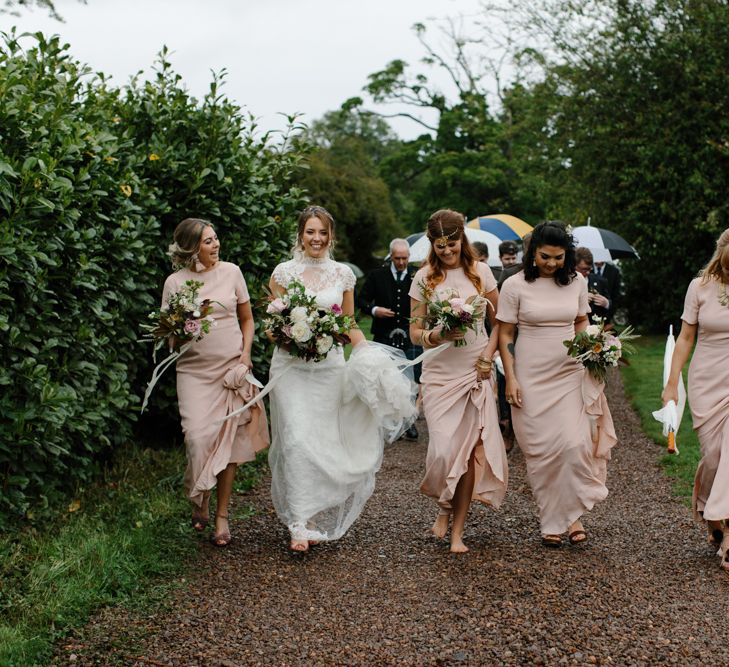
{"left": 449, "top": 537, "right": 469, "bottom": 554}
{"left": 707, "top": 520, "right": 724, "bottom": 547}
{"left": 290, "top": 539, "right": 309, "bottom": 553}
{"left": 431, "top": 513, "right": 450, "bottom": 539}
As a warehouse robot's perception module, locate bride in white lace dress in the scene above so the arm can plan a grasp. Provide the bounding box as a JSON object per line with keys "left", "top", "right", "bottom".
{"left": 268, "top": 206, "right": 417, "bottom": 552}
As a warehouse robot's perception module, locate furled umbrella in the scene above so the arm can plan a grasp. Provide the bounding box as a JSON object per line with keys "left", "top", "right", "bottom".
{"left": 651, "top": 325, "right": 686, "bottom": 454}
{"left": 571, "top": 225, "right": 640, "bottom": 262}
{"left": 467, "top": 214, "right": 533, "bottom": 240}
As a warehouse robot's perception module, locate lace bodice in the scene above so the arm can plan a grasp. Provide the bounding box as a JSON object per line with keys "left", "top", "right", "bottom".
{"left": 272, "top": 256, "right": 356, "bottom": 309}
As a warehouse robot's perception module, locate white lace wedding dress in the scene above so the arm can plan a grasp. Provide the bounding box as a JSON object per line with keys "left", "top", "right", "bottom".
{"left": 268, "top": 255, "right": 417, "bottom": 542}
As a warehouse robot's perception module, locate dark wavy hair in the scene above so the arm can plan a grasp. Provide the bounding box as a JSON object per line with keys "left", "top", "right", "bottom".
{"left": 523, "top": 221, "right": 577, "bottom": 285}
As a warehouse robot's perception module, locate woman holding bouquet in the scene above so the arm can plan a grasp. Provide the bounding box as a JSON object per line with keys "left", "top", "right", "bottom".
{"left": 409, "top": 209, "right": 507, "bottom": 554}
{"left": 163, "top": 218, "right": 268, "bottom": 547}
{"left": 267, "top": 205, "right": 416, "bottom": 553}
{"left": 497, "top": 221, "right": 616, "bottom": 548}
{"left": 662, "top": 228, "right": 729, "bottom": 572}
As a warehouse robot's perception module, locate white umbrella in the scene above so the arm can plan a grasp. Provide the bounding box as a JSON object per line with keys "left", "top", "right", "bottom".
{"left": 408, "top": 228, "right": 504, "bottom": 267}
{"left": 651, "top": 325, "right": 686, "bottom": 454}
{"left": 571, "top": 225, "right": 640, "bottom": 261}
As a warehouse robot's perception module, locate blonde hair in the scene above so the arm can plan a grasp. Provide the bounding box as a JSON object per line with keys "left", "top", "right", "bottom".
{"left": 699, "top": 227, "right": 729, "bottom": 284}
{"left": 168, "top": 218, "right": 213, "bottom": 270}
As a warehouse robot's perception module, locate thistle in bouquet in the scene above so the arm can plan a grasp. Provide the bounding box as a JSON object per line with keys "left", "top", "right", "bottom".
{"left": 141, "top": 279, "right": 216, "bottom": 358}
{"left": 417, "top": 281, "right": 490, "bottom": 347}
{"left": 264, "top": 279, "right": 355, "bottom": 362}
{"left": 563, "top": 316, "right": 639, "bottom": 383}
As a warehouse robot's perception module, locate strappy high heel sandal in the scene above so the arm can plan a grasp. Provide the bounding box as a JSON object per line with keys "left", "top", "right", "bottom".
{"left": 191, "top": 492, "right": 211, "bottom": 532}
{"left": 209, "top": 513, "right": 232, "bottom": 547}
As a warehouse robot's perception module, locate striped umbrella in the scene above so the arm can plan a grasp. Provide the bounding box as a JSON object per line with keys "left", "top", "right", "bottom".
{"left": 571, "top": 225, "right": 639, "bottom": 261}
{"left": 467, "top": 213, "right": 533, "bottom": 240}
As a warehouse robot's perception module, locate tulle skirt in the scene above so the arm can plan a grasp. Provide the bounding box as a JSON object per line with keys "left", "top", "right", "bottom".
{"left": 268, "top": 343, "right": 417, "bottom": 542}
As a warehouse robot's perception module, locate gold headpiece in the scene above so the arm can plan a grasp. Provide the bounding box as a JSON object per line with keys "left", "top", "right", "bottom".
{"left": 433, "top": 220, "right": 459, "bottom": 249}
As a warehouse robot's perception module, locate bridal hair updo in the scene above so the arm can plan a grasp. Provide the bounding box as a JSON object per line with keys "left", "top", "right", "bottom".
{"left": 523, "top": 220, "right": 577, "bottom": 285}
{"left": 699, "top": 227, "right": 729, "bottom": 284}
{"left": 168, "top": 218, "right": 213, "bottom": 270}
{"left": 424, "top": 209, "right": 482, "bottom": 293}
{"left": 295, "top": 205, "right": 337, "bottom": 253}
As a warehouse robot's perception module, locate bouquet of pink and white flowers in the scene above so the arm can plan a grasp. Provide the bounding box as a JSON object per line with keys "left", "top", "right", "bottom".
{"left": 265, "top": 280, "right": 355, "bottom": 362}
{"left": 563, "top": 316, "right": 638, "bottom": 382}
{"left": 418, "top": 282, "right": 491, "bottom": 347}
{"left": 142, "top": 279, "right": 216, "bottom": 357}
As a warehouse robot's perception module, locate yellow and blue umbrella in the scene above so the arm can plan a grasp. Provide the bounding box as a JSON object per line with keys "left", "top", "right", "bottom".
{"left": 467, "top": 213, "right": 533, "bottom": 240}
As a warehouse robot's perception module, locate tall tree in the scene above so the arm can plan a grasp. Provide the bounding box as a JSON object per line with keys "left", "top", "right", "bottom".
{"left": 496, "top": 0, "right": 729, "bottom": 328}
{"left": 297, "top": 107, "right": 404, "bottom": 268}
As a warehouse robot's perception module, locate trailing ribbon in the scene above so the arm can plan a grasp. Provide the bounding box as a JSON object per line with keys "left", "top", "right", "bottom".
{"left": 140, "top": 343, "right": 262, "bottom": 414}
{"left": 216, "top": 341, "right": 451, "bottom": 425}
{"left": 140, "top": 342, "right": 192, "bottom": 413}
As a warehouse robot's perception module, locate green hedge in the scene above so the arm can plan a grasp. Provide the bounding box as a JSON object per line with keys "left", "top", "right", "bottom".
{"left": 0, "top": 33, "right": 305, "bottom": 525}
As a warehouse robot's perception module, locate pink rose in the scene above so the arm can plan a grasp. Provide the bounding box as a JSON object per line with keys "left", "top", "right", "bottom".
{"left": 184, "top": 319, "right": 202, "bottom": 336}
{"left": 606, "top": 335, "right": 621, "bottom": 349}
{"left": 267, "top": 298, "right": 286, "bottom": 314}
{"left": 331, "top": 303, "right": 343, "bottom": 315}
{"left": 449, "top": 297, "right": 465, "bottom": 314}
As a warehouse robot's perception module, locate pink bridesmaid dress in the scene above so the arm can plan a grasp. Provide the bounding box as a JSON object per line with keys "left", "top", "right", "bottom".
{"left": 681, "top": 277, "right": 729, "bottom": 522}
{"left": 496, "top": 271, "right": 617, "bottom": 535}
{"left": 162, "top": 262, "right": 269, "bottom": 507}
{"left": 409, "top": 262, "right": 508, "bottom": 513}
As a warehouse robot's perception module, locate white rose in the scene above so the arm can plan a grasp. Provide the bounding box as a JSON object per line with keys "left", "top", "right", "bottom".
{"left": 192, "top": 310, "right": 201, "bottom": 318}
{"left": 290, "top": 321, "right": 313, "bottom": 342}
{"left": 289, "top": 306, "right": 308, "bottom": 323}
{"left": 461, "top": 303, "right": 475, "bottom": 315}
{"left": 586, "top": 324, "right": 601, "bottom": 337}
{"left": 316, "top": 335, "right": 334, "bottom": 355}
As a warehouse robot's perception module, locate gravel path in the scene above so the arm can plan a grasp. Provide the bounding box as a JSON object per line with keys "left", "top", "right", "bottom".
{"left": 55, "top": 374, "right": 729, "bottom": 666}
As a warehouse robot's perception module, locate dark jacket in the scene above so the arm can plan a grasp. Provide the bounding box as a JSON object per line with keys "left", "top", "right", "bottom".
{"left": 591, "top": 263, "right": 621, "bottom": 322}
{"left": 356, "top": 264, "right": 414, "bottom": 348}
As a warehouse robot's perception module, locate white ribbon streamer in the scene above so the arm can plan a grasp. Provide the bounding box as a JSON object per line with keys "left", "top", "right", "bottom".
{"left": 140, "top": 341, "right": 192, "bottom": 413}
{"left": 216, "top": 341, "right": 451, "bottom": 425}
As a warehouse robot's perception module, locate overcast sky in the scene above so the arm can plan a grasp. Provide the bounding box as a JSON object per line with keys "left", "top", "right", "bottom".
{"left": 4, "top": 0, "right": 487, "bottom": 140}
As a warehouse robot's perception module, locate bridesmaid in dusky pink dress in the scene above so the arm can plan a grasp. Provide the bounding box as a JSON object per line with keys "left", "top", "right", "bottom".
{"left": 163, "top": 218, "right": 269, "bottom": 547}
{"left": 497, "top": 221, "right": 616, "bottom": 548}
{"left": 409, "top": 209, "right": 508, "bottom": 554}
{"left": 662, "top": 228, "right": 729, "bottom": 572}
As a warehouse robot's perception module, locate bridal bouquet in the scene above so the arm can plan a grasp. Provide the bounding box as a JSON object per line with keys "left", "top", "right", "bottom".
{"left": 418, "top": 282, "right": 491, "bottom": 347}
{"left": 265, "top": 280, "right": 355, "bottom": 362}
{"left": 141, "top": 279, "right": 216, "bottom": 357}
{"left": 563, "top": 316, "right": 639, "bottom": 382}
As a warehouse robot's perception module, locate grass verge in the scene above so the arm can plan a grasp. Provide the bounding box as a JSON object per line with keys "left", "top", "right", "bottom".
{"left": 0, "top": 445, "right": 266, "bottom": 667}
{"left": 620, "top": 334, "right": 699, "bottom": 500}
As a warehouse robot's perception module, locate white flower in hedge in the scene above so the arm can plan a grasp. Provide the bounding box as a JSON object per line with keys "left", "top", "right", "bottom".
{"left": 316, "top": 334, "right": 333, "bottom": 355}
{"left": 291, "top": 321, "right": 313, "bottom": 342}
{"left": 290, "top": 306, "right": 308, "bottom": 323}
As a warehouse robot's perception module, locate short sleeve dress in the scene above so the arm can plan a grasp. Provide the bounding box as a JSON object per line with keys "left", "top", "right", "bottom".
{"left": 496, "top": 272, "right": 617, "bottom": 535}
{"left": 680, "top": 277, "right": 729, "bottom": 522}
{"left": 409, "top": 262, "right": 508, "bottom": 513}
{"left": 162, "top": 261, "right": 269, "bottom": 507}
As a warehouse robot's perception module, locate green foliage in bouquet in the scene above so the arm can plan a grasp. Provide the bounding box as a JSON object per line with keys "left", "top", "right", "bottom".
{"left": 0, "top": 32, "right": 306, "bottom": 524}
